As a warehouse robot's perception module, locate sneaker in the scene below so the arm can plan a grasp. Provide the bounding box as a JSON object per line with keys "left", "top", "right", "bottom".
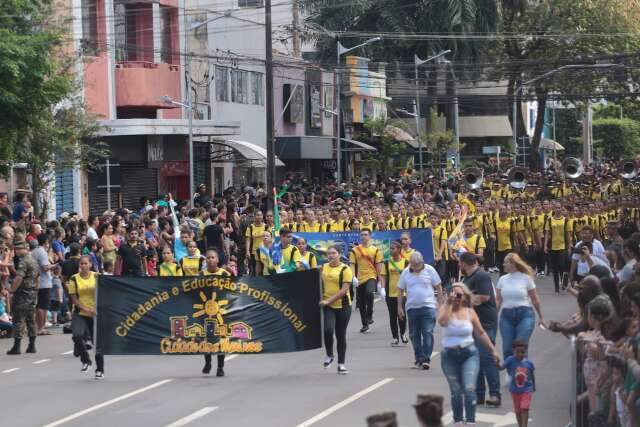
{"left": 216, "top": 367, "right": 224, "bottom": 377}
{"left": 368, "top": 319, "right": 374, "bottom": 325}
{"left": 391, "top": 339, "right": 400, "bottom": 347}
{"left": 323, "top": 356, "right": 334, "bottom": 369}
{"left": 94, "top": 370, "right": 104, "bottom": 380}
{"left": 81, "top": 362, "right": 91, "bottom": 372}
{"left": 360, "top": 325, "right": 369, "bottom": 333}
{"left": 400, "top": 334, "right": 409, "bottom": 344}
{"left": 421, "top": 361, "right": 430, "bottom": 370}
{"left": 337, "top": 364, "right": 348, "bottom": 375}
{"left": 86, "top": 341, "right": 93, "bottom": 351}
{"left": 485, "top": 396, "right": 501, "bottom": 408}
{"left": 202, "top": 362, "right": 212, "bottom": 375}
{"left": 412, "top": 362, "right": 422, "bottom": 369}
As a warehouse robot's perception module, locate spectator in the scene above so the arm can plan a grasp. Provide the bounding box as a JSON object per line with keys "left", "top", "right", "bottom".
{"left": 31, "top": 233, "right": 54, "bottom": 335}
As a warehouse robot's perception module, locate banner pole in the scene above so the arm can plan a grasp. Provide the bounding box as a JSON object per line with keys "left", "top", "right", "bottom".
{"left": 568, "top": 335, "right": 577, "bottom": 427}
{"left": 93, "top": 276, "right": 99, "bottom": 361}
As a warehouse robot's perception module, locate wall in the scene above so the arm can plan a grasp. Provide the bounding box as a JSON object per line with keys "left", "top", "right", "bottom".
{"left": 274, "top": 64, "right": 306, "bottom": 137}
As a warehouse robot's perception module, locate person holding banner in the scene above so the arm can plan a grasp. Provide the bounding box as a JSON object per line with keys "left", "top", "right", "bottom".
{"left": 159, "top": 247, "right": 183, "bottom": 277}
{"left": 180, "top": 241, "right": 204, "bottom": 276}
{"left": 400, "top": 232, "right": 416, "bottom": 261}
{"left": 257, "top": 231, "right": 275, "bottom": 276}
{"left": 68, "top": 256, "right": 104, "bottom": 379}
{"left": 381, "top": 241, "right": 408, "bottom": 346}
{"left": 320, "top": 245, "right": 353, "bottom": 374}
{"left": 201, "top": 248, "right": 229, "bottom": 377}
{"left": 275, "top": 228, "right": 301, "bottom": 273}
{"left": 350, "top": 230, "right": 383, "bottom": 333}
{"left": 296, "top": 237, "right": 317, "bottom": 270}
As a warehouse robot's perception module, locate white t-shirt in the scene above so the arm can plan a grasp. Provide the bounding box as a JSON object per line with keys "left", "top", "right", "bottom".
{"left": 31, "top": 246, "right": 52, "bottom": 289}
{"left": 87, "top": 227, "right": 99, "bottom": 241}
{"left": 572, "top": 239, "right": 607, "bottom": 276}
{"left": 397, "top": 264, "right": 441, "bottom": 310}
{"left": 496, "top": 272, "right": 535, "bottom": 309}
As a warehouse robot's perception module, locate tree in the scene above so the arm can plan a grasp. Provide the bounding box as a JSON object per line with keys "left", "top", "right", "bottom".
{"left": 361, "top": 118, "right": 413, "bottom": 176}
{"left": 592, "top": 118, "right": 640, "bottom": 160}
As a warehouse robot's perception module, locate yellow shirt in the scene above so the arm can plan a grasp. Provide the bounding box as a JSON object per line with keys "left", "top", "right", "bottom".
{"left": 258, "top": 245, "right": 274, "bottom": 276}
{"left": 330, "top": 220, "right": 349, "bottom": 232}
{"left": 433, "top": 225, "right": 449, "bottom": 261}
{"left": 245, "top": 223, "right": 266, "bottom": 256}
{"left": 304, "top": 222, "right": 321, "bottom": 233}
{"left": 201, "top": 268, "right": 230, "bottom": 277}
{"left": 381, "top": 257, "right": 408, "bottom": 298}
{"left": 349, "top": 244, "right": 383, "bottom": 283}
{"left": 495, "top": 217, "right": 513, "bottom": 252}
{"left": 299, "top": 251, "right": 318, "bottom": 270}
{"left": 386, "top": 218, "right": 397, "bottom": 231}
{"left": 401, "top": 247, "right": 415, "bottom": 261}
{"left": 180, "top": 256, "right": 203, "bottom": 276}
{"left": 360, "top": 221, "right": 376, "bottom": 232}
{"left": 159, "top": 262, "right": 183, "bottom": 277}
{"left": 321, "top": 263, "right": 353, "bottom": 309}
{"left": 278, "top": 245, "right": 301, "bottom": 271}
{"left": 462, "top": 234, "right": 486, "bottom": 255}
{"left": 546, "top": 217, "right": 568, "bottom": 251}
{"left": 67, "top": 272, "right": 98, "bottom": 317}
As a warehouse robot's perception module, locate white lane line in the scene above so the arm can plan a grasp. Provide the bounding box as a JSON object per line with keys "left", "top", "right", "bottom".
{"left": 225, "top": 354, "right": 238, "bottom": 361}
{"left": 43, "top": 379, "right": 173, "bottom": 427}
{"left": 374, "top": 297, "right": 382, "bottom": 303}
{"left": 442, "top": 411, "right": 453, "bottom": 425}
{"left": 296, "top": 378, "right": 394, "bottom": 427}
{"left": 165, "top": 406, "right": 218, "bottom": 427}
{"left": 33, "top": 359, "right": 51, "bottom": 364}
{"left": 432, "top": 351, "right": 440, "bottom": 358}
{"left": 61, "top": 350, "right": 73, "bottom": 355}
{"left": 2, "top": 368, "right": 20, "bottom": 373}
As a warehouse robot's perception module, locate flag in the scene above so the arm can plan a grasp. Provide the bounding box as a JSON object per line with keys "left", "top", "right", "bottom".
{"left": 273, "top": 185, "right": 288, "bottom": 232}
{"left": 168, "top": 194, "right": 186, "bottom": 262}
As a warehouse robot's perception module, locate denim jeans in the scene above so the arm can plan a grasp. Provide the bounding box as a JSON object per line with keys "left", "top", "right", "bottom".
{"left": 499, "top": 306, "right": 536, "bottom": 359}
{"left": 474, "top": 325, "right": 500, "bottom": 401}
{"left": 441, "top": 344, "right": 480, "bottom": 423}
{"left": 407, "top": 306, "right": 437, "bottom": 363}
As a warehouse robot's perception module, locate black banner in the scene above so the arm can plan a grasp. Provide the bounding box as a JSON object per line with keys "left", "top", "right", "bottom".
{"left": 96, "top": 271, "right": 322, "bottom": 355}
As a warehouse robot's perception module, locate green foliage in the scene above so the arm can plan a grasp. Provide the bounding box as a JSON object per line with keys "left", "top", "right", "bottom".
{"left": 361, "top": 117, "right": 413, "bottom": 175}
{"left": 592, "top": 118, "right": 640, "bottom": 160}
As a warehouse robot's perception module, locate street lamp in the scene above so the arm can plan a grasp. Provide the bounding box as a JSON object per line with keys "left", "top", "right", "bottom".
{"left": 414, "top": 50, "right": 451, "bottom": 178}
{"left": 335, "top": 37, "right": 381, "bottom": 183}
{"left": 512, "top": 63, "right": 623, "bottom": 166}
{"left": 162, "top": 95, "right": 195, "bottom": 206}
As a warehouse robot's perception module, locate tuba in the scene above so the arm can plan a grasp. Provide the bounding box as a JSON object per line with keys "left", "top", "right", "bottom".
{"left": 508, "top": 167, "right": 528, "bottom": 189}
{"left": 619, "top": 160, "right": 638, "bottom": 179}
{"left": 462, "top": 167, "right": 483, "bottom": 190}
{"left": 562, "top": 157, "right": 583, "bottom": 179}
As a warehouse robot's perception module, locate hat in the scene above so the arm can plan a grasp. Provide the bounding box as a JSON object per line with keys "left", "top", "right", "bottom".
{"left": 365, "top": 412, "right": 398, "bottom": 427}
{"left": 13, "top": 233, "right": 28, "bottom": 250}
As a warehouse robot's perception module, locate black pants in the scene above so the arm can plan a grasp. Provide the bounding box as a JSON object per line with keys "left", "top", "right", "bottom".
{"left": 485, "top": 237, "right": 496, "bottom": 270}
{"left": 535, "top": 247, "right": 546, "bottom": 273}
{"left": 356, "top": 279, "right": 376, "bottom": 327}
{"left": 72, "top": 312, "right": 104, "bottom": 371}
{"left": 447, "top": 259, "right": 459, "bottom": 282}
{"left": 496, "top": 250, "right": 510, "bottom": 276}
{"left": 385, "top": 296, "right": 406, "bottom": 339}
{"left": 435, "top": 260, "right": 449, "bottom": 293}
{"left": 549, "top": 250, "right": 567, "bottom": 292}
{"left": 204, "top": 353, "right": 225, "bottom": 368}
{"left": 323, "top": 305, "right": 351, "bottom": 364}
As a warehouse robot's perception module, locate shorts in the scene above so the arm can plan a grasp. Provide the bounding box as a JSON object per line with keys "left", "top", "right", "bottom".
{"left": 36, "top": 288, "right": 51, "bottom": 310}
{"left": 511, "top": 392, "right": 533, "bottom": 413}
{"left": 50, "top": 300, "right": 61, "bottom": 311}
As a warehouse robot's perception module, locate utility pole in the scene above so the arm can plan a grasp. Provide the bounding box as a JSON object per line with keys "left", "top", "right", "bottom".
{"left": 583, "top": 102, "right": 593, "bottom": 166}
{"left": 183, "top": 7, "right": 195, "bottom": 207}
{"left": 265, "top": 0, "right": 276, "bottom": 207}
{"left": 291, "top": 0, "right": 301, "bottom": 58}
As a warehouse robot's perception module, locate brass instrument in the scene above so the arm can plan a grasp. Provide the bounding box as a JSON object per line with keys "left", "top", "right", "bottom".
{"left": 562, "top": 157, "right": 583, "bottom": 179}
{"left": 508, "top": 167, "right": 528, "bottom": 189}
{"left": 462, "top": 167, "right": 484, "bottom": 190}
{"left": 619, "top": 160, "right": 638, "bottom": 179}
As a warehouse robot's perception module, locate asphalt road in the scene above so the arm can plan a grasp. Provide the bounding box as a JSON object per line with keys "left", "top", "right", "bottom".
{"left": 0, "top": 275, "right": 573, "bottom": 427}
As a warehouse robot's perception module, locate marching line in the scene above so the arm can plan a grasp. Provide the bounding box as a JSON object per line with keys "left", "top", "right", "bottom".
{"left": 61, "top": 350, "right": 73, "bottom": 355}
{"left": 33, "top": 359, "right": 51, "bottom": 364}
{"left": 165, "top": 406, "right": 219, "bottom": 427}
{"left": 43, "top": 379, "right": 174, "bottom": 427}
{"left": 295, "top": 378, "right": 394, "bottom": 427}
{"left": 2, "top": 368, "right": 20, "bottom": 373}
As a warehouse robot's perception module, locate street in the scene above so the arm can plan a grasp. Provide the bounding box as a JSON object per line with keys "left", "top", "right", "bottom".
{"left": 1, "top": 276, "right": 572, "bottom": 427}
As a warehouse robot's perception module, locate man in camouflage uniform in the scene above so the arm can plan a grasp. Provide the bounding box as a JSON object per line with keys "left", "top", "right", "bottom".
{"left": 7, "top": 234, "right": 39, "bottom": 355}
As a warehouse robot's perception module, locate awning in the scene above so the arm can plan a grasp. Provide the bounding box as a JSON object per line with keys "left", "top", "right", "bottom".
{"left": 341, "top": 138, "right": 377, "bottom": 152}
{"left": 539, "top": 138, "right": 565, "bottom": 151}
{"left": 213, "top": 140, "right": 285, "bottom": 166}
{"left": 384, "top": 125, "right": 418, "bottom": 148}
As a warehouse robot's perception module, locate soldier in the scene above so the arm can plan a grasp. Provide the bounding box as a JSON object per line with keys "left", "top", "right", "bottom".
{"left": 7, "top": 234, "right": 39, "bottom": 355}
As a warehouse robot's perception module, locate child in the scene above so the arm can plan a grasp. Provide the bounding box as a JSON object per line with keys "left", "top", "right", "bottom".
{"left": 608, "top": 356, "right": 633, "bottom": 427}
{"left": 499, "top": 340, "right": 535, "bottom": 427}
{"left": 50, "top": 265, "right": 63, "bottom": 325}
{"left": 102, "top": 259, "right": 115, "bottom": 276}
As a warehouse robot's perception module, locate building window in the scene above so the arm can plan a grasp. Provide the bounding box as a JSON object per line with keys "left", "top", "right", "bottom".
{"left": 216, "top": 66, "right": 229, "bottom": 102}
{"left": 113, "top": 1, "right": 153, "bottom": 62}
{"left": 231, "top": 69, "right": 249, "bottom": 104}
{"left": 238, "top": 0, "right": 264, "bottom": 7}
{"left": 251, "top": 72, "right": 264, "bottom": 105}
{"left": 81, "top": 0, "right": 98, "bottom": 55}
{"left": 159, "top": 7, "right": 175, "bottom": 64}
{"left": 113, "top": 2, "right": 127, "bottom": 61}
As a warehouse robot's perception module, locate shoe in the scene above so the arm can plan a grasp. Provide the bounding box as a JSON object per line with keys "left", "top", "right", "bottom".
{"left": 202, "top": 362, "right": 212, "bottom": 375}
{"left": 360, "top": 325, "right": 369, "bottom": 333}
{"left": 368, "top": 319, "right": 374, "bottom": 325}
{"left": 81, "top": 362, "right": 92, "bottom": 372}
{"left": 391, "top": 339, "right": 399, "bottom": 347}
{"left": 6, "top": 338, "right": 21, "bottom": 355}
{"left": 485, "top": 396, "right": 501, "bottom": 408}
{"left": 94, "top": 370, "right": 104, "bottom": 380}
{"left": 421, "top": 362, "right": 430, "bottom": 370}
{"left": 412, "top": 362, "right": 422, "bottom": 369}
{"left": 216, "top": 367, "right": 224, "bottom": 377}
{"left": 337, "top": 364, "right": 349, "bottom": 375}
{"left": 323, "top": 356, "right": 334, "bottom": 369}
{"left": 86, "top": 341, "right": 93, "bottom": 351}
{"left": 400, "top": 334, "right": 409, "bottom": 344}
{"left": 26, "top": 337, "right": 36, "bottom": 354}
{"left": 477, "top": 398, "right": 485, "bottom": 405}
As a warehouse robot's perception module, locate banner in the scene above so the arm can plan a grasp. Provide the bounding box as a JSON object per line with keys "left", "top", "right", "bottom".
{"left": 295, "top": 228, "right": 434, "bottom": 266}
{"left": 96, "top": 271, "right": 322, "bottom": 355}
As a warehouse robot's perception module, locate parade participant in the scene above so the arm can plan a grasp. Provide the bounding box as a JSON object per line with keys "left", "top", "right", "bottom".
{"left": 438, "top": 282, "right": 500, "bottom": 425}
{"left": 544, "top": 205, "right": 570, "bottom": 293}
{"left": 400, "top": 232, "right": 415, "bottom": 261}
{"left": 460, "top": 217, "right": 486, "bottom": 262}
{"left": 276, "top": 228, "right": 301, "bottom": 272}
{"left": 350, "top": 229, "right": 383, "bottom": 333}
{"left": 68, "top": 256, "right": 104, "bottom": 379}
{"left": 496, "top": 253, "right": 544, "bottom": 360}
{"left": 245, "top": 210, "right": 266, "bottom": 275}
{"left": 296, "top": 237, "right": 317, "bottom": 270}
{"left": 201, "top": 248, "right": 229, "bottom": 377}
{"left": 6, "top": 234, "right": 39, "bottom": 355}
{"left": 159, "top": 247, "right": 183, "bottom": 276}
{"left": 304, "top": 209, "right": 321, "bottom": 232}
{"left": 431, "top": 212, "right": 449, "bottom": 291}
{"left": 459, "top": 252, "right": 501, "bottom": 407}
{"left": 398, "top": 251, "right": 444, "bottom": 370}
{"left": 320, "top": 245, "right": 353, "bottom": 374}
{"left": 494, "top": 205, "right": 515, "bottom": 275}
{"left": 257, "top": 230, "right": 275, "bottom": 276}
{"left": 180, "top": 240, "right": 204, "bottom": 276}
{"left": 292, "top": 210, "right": 305, "bottom": 233}
{"left": 381, "top": 241, "right": 408, "bottom": 346}
{"left": 569, "top": 226, "right": 607, "bottom": 287}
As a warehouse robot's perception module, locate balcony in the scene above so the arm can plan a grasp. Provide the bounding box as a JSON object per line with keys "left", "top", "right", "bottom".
{"left": 114, "top": 61, "right": 181, "bottom": 109}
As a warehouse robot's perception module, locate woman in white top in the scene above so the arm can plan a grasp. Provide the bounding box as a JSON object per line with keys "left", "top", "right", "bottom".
{"left": 617, "top": 239, "right": 639, "bottom": 284}
{"left": 496, "top": 253, "right": 544, "bottom": 359}
{"left": 438, "top": 283, "right": 499, "bottom": 426}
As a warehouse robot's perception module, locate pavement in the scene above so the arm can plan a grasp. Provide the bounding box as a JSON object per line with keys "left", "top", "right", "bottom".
{"left": 0, "top": 275, "right": 574, "bottom": 427}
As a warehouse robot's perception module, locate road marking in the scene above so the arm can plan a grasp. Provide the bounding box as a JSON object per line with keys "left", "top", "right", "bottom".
{"left": 295, "top": 378, "right": 394, "bottom": 427}
{"left": 61, "top": 350, "right": 73, "bottom": 355}
{"left": 443, "top": 411, "right": 524, "bottom": 426}
{"left": 33, "top": 359, "right": 50, "bottom": 364}
{"left": 225, "top": 354, "right": 238, "bottom": 361}
{"left": 374, "top": 297, "right": 382, "bottom": 303}
{"left": 2, "top": 368, "right": 20, "bottom": 373}
{"left": 43, "top": 379, "right": 173, "bottom": 427}
{"left": 165, "top": 406, "right": 218, "bottom": 427}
